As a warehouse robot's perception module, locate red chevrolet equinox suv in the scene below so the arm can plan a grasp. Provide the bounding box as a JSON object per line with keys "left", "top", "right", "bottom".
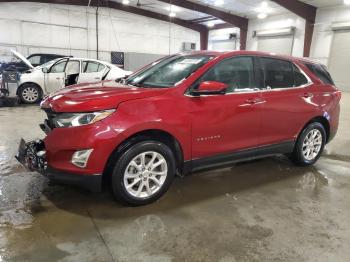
{"left": 17, "top": 51, "right": 341, "bottom": 206}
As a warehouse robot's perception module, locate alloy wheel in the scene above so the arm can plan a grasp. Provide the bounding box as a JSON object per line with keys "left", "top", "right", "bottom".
{"left": 302, "top": 129, "right": 323, "bottom": 161}
{"left": 123, "top": 151, "right": 168, "bottom": 199}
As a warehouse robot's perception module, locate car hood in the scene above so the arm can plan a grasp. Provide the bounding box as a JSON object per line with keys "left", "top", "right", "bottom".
{"left": 11, "top": 50, "right": 34, "bottom": 69}
{"left": 41, "top": 80, "right": 169, "bottom": 112}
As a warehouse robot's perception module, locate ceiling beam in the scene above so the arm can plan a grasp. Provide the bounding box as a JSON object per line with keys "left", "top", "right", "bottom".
{"left": 188, "top": 16, "right": 217, "bottom": 24}
{"left": 271, "top": 0, "right": 317, "bottom": 57}
{"left": 271, "top": 0, "right": 317, "bottom": 22}
{"left": 0, "top": 0, "right": 209, "bottom": 49}
{"left": 209, "top": 23, "right": 234, "bottom": 30}
{"left": 157, "top": 0, "right": 248, "bottom": 30}
{"left": 0, "top": 0, "right": 207, "bottom": 32}
{"left": 157, "top": 0, "right": 248, "bottom": 50}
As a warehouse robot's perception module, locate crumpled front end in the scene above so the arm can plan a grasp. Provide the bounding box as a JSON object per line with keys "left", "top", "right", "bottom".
{"left": 15, "top": 138, "right": 103, "bottom": 192}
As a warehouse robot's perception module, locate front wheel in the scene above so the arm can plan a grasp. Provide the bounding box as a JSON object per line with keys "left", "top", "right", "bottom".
{"left": 111, "top": 141, "right": 176, "bottom": 206}
{"left": 18, "top": 84, "right": 42, "bottom": 104}
{"left": 290, "top": 122, "right": 326, "bottom": 166}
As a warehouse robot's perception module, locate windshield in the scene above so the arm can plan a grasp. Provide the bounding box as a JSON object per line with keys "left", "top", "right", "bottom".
{"left": 125, "top": 55, "right": 214, "bottom": 88}
{"left": 39, "top": 58, "right": 62, "bottom": 69}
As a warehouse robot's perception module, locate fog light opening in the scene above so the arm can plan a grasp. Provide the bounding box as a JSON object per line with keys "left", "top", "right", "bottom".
{"left": 71, "top": 149, "right": 93, "bottom": 168}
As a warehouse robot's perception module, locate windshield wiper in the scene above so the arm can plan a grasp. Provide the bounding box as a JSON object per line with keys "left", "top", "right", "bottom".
{"left": 128, "top": 82, "right": 144, "bottom": 88}
{"left": 115, "top": 76, "right": 127, "bottom": 84}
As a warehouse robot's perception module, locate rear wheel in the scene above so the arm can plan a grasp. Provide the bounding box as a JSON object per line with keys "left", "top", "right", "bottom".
{"left": 19, "top": 84, "right": 42, "bottom": 104}
{"left": 290, "top": 122, "right": 326, "bottom": 166}
{"left": 111, "top": 141, "right": 176, "bottom": 206}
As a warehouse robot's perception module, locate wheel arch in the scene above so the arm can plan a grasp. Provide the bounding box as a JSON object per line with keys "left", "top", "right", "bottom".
{"left": 299, "top": 116, "right": 330, "bottom": 143}
{"left": 102, "top": 129, "right": 185, "bottom": 186}
{"left": 17, "top": 82, "right": 43, "bottom": 96}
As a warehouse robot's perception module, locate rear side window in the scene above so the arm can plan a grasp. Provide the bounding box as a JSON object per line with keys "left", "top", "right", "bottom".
{"left": 293, "top": 64, "right": 309, "bottom": 86}
{"left": 83, "top": 61, "right": 106, "bottom": 73}
{"left": 304, "top": 63, "right": 334, "bottom": 85}
{"left": 260, "top": 58, "right": 294, "bottom": 89}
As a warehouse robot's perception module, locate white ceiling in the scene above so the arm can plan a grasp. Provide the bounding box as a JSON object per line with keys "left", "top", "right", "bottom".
{"left": 111, "top": 0, "right": 349, "bottom": 25}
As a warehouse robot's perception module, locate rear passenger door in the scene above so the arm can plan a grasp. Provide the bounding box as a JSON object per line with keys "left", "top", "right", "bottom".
{"left": 258, "top": 57, "right": 314, "bottom": 145}
{"left": 78, "top": 61, "right": 107, "bottom": 83}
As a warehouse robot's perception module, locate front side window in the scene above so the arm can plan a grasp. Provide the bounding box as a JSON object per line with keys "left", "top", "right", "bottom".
{"left": 193, "top": 56, "right": 256, "bottom": 93}
{"left": 50, "top": 60, "right": 67, "bottom": 73}
{"left": 65, "top": 60, "right": 80, "bottom": 75}
{"left": 126, "top": 55, "right": 214, "bottom": 88}
{"left": 260, "top": 58, "right": 294, "bottom": 89}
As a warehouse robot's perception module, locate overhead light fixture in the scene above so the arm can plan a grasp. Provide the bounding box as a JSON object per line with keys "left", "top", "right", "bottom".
{"left": 122, "top": 0, "right": 129, "bottom": 5}
{"left": 257, "top": 13, "right": 267, "bottom": 19}
{"left": 169, "top": 12, "right": 176, "bottom": 17}
{"left": 214, "top": 0, "right": 224, "bottom": 6}
{"left": 345, "top": 0, "right": 350, "bottom": 5}
{"left": 207, "top": 21, "right": 215, "bottom": 28}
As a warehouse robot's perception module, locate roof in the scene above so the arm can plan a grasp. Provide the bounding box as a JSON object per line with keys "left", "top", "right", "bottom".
{"left": 179, "top": 50, "right": 323, "bottom": 65}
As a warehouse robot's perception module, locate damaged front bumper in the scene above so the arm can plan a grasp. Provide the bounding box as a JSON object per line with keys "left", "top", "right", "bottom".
{"left": 15, "top": 138, "right": 102, "bottom": 192}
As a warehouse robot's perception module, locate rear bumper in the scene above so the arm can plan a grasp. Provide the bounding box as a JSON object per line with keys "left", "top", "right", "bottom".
{"left": 16, "top": 139, "right": 102, "bottom": 192}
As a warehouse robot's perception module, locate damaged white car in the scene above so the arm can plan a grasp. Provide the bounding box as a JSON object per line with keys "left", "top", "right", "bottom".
{"left": 12, "top": 51, "right": 132, "bottom": 104}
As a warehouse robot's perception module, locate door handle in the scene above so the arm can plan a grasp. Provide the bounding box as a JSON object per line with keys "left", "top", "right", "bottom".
{"left": 56, "top": 77, "right": 62, "bottom": 80}
{"left": 302, "top": 92, "right": 313, "bottom": 98}
{"left": 245, "top": 98, "right": 262, "bottom": 104}
{"left": 94, "top": 77, "right": 101, "bottom": 80}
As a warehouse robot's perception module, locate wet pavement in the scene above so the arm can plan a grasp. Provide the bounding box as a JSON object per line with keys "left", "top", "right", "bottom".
{"left": 0, "top": 94, "right": 350, "bottom": 262}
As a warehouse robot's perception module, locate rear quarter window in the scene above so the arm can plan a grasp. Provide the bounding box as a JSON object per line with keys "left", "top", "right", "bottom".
{"left": 304, "top": 63, "right": 334, "bottom": 85}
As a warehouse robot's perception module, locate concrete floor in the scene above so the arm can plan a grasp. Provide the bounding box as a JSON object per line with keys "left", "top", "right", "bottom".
{"left": 0, "top": 93, "right": 350, "bottom": 262}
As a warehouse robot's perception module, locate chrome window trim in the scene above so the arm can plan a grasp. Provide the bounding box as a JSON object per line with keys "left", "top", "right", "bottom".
{"left": 184, "top": 57, "right": 313, "bottom": 98}
{"left": 258, "top": 61, "right": 313, "bottom": 93}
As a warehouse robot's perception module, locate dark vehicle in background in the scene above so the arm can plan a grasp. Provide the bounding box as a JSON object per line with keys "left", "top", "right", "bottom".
{"left": 0, "top": 52, "right": 68, "bottom": 73}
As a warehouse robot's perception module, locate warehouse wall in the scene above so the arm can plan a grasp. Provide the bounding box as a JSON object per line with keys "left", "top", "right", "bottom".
{"left": 0, "top": 2, "right": 200, "bottom": 63}
{"left": 310, "top": 5, "right": 350, "bottom": 66}
{"left": 246, "top": 4, "right": 350, "bottom": 65}
{"left": 247, "top": 13, "right": 306, "bottom": 57}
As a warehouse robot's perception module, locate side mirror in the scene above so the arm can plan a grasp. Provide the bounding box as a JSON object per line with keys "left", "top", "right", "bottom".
{"left": 42, "top": 67, "right": 48, "bottom": 73}
{"left": 191, "top": 81, "right": 228, "bottom": 96}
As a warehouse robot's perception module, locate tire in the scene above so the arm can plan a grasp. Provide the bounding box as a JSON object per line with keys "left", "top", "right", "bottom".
{"left": 111, "top": 141, "right": 176, "bottom": 206}
{"left": 290, "top": 122, "right": 326, "bottom": 166}
{"left": 18, "top": 84, "right": 42, "bottom": 104}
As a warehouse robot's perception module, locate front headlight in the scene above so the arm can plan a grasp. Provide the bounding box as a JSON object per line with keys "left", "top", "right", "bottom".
{"left": 53, "top": 109, "right": 115, "bottom": 128}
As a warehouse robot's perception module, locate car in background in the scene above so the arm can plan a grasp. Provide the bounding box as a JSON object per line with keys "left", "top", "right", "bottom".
{"left": 0, "top": 51, "right": 68, "bottom": 73}
{"left": 16, "top": 56, "right": 132, "bottom": 103}
{"left": 16, "top": 51, "right": 341, "bottom": 206}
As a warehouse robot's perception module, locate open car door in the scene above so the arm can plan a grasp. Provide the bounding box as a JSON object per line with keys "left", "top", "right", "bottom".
{"left": 45, "top": 58, "right": 68, "bottom": 93}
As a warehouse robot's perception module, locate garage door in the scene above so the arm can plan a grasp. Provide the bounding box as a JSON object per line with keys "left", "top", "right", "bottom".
{"left": 257, "top": 35, "right": 294, "bottom": 55}
{"left": 211, "top": 40, "right": 237, "bottom": 51}
{"left": 328, "top": 30, "right": 350, "bottom": 91}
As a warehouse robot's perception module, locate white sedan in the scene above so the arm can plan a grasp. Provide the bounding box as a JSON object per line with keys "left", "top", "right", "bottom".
{"left": 13, "top": 51, "right": 132, "bottom": 104}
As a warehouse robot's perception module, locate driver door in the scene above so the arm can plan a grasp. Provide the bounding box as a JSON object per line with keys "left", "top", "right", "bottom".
{"left": 189, "top": 56, "right": 263, "bottom": 160}
{"left": 45, "top": 59, "right": 68, "bottom": 93}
